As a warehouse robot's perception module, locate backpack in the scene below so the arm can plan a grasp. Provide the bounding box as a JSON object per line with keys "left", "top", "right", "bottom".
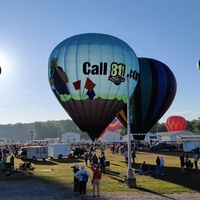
{"left": 82, "top": 171, "right": 88, "bottom": 182}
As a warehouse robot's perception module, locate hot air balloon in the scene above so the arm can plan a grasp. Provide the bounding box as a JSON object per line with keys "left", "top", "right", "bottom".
{"left": 106, "top": 117, "right": 123, "bottom": 132}
{"left": 165, "top": 116, "right": 187, "bottom": 131}
{"left": 48, "top": 33, "right": 139, "bottom": 141}
{"left": 99, "top": 117, "right": 123, "bottom": 138}
{"left": 117, "top": 57, "right": 177, "bottom": 140}
{"left": 197, "top": 60, "right": 200, "bottom": 71}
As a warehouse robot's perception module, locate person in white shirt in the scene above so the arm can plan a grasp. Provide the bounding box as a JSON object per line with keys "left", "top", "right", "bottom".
{"left": 75, "top": 166, "right": 90, "bottom": 196}
{"left": 193, "top": 153, "right": 199, "bottom": 170}
{"left": 160, "top": 157, "right": 165, "bottom": 175}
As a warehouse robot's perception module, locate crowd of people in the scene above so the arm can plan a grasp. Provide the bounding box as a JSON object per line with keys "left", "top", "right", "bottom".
{"left": 0, "top": 141, "right": 199, "bottom": 199}
{"left": 180, "top": 152, "right": 199, "bottom": 172}
{"left": 134, "top": 156, "right": 165, "bottom": 176}
{"left": 0, "top": 144, "right": 18, "bottom": 170}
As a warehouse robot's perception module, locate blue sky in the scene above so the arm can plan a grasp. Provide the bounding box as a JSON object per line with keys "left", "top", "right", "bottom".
{"left": 0, "top": 0, "right": 199, "bottom": 125}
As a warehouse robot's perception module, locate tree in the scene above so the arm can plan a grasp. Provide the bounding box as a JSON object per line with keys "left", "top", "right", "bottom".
{"left": 192, "top": 118, "right": 200, "bottom": 134}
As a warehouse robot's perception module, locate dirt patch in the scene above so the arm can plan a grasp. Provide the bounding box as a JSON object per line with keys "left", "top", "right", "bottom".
{"left": 0, "top": 180, "right": 199, "bottom": 200}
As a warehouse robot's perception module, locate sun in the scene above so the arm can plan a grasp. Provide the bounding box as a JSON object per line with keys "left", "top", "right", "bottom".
{"left": 0, "top": 53, "right": 11, "bottom": 76}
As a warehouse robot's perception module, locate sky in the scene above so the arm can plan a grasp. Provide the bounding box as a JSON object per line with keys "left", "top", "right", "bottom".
{"left": 0, "top": 0, "right": 200, "bottom": 125}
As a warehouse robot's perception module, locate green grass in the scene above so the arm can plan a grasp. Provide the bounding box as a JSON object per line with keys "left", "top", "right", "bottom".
{"left": 1, "top": 148, "right": 200, "bottom": 194}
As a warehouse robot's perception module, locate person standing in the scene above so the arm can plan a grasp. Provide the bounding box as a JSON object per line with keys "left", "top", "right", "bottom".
{"left": 185, "top": 155, "right": 190, "bottom": 171}
{"left": 140, "top": 161, "right": 149, "bottom": 175}
{"left": 156, "top": 156, "right": 161, "bottom": 175}
{"left": 124, "top": 149, "right": 128, "bottom": 164}
{"left": 99, "top": 152, "right": 106, "bottom": 174}
{"left": 2, "top": 153, "right": 7, "bottom": 169}
{"left": 160, "top": 157, "right": 165, "bottom": 175}
{"left": 193, "top": 153, "right": 199, "bottom": 170}
{"left": 88, "top": 150, "right": 93, "bottom": 166}
{"left": 180, "top": 154, "right": 185, "bottom": 172}
{"left": 84, "top": 151, "right": 89, "bottom": 166}
{"left": 91, "top": 165, "right": 102, "bottom": 197}
{"left": 92, "top": 154, "right": 98, "bottom": 166}
{"left": 10, "top": 154, "right": 15, "bottom": 170}
{"left": 156, "top": 156, "right": 160, "bottom": 167}
{"left": 72, "top": 164, "right": 80, "bottom": 195}
{"left": 132, "top": 151, "right": 136, "bottom": 164}
{"left": 75, "top": 166, "right": 90, "bottom": 197}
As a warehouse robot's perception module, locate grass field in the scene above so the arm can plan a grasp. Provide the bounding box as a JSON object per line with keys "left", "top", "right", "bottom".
{"left": 0, "top": 147, "right": 199, "bottom": 194}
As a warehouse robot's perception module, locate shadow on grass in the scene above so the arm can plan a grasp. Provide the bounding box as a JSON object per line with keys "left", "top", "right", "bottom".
{"left": 106, "top": 163, "right": 200, "bottom": 193}
{"left": 19, "top": 157, "right": 83, "bottom": 166}
{"left": 105, "top": 168, "right": 125, "bottom": 183}
{"left": 151, "top": 166, "right": 200, "bottom": 192}
{"left": 0, "top": 169, "right": 76, "bottom": 199}
{"left": 145, "top": 150, "right": 194, "bottom": 158}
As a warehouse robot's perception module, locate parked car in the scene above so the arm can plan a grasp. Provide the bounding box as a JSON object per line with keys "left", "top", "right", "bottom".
{"left": 150, "top": 142, "right": 177, "bottom": 151}
{"left": 71, "top": 147, "right": 86, "bottom": 158}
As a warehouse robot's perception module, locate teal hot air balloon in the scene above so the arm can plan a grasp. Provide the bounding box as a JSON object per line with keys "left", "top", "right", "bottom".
{"left": 117, "top": 57, "right": 177, "bottom": 140}
{"left": 48, "top": 33, "right": 139, "bottom": 141}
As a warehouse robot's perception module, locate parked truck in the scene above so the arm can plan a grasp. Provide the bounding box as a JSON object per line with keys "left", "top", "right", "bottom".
{"left": 47, "top": 143, "right": 71, "bottom": 159}
{"left": 18, "top": 146, "right": 48, "bottom": 161}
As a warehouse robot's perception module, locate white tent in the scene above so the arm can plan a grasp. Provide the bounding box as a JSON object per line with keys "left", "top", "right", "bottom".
{"left": 61, "top": 132, "right": 81, "bottom": 143}
{"left": 122, "top": 134, "right": 134, "bottom": 142}
{"left": 100, "top": 131, "right": 120, "bottom": 143}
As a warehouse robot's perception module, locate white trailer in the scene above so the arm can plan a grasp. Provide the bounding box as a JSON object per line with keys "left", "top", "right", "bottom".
{"left": 182, "top": 142, "right": 200, "bottom": 152}
{"left": 48, "top": 143, "right": 71, "bottom": 159}
{"left": 26, "top": 146, "right": 48, "bottom": 161}
{"left": 177, "top": 135, "right": 200, "bottom": 152}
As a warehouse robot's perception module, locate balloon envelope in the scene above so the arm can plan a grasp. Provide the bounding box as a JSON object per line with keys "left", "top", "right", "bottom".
{"left": 165, "top": 116, "right": 187, "bottom": 131}
{"left": 117, "top": 57, "right": 177, "bottom": 140}
{"left": 99, "top": 117, "right": 123, "bottom": 138}
{"left": 106, "top": 117, "right": 123, "bottom": 132}
{"left": 48, "top": 33, "right": 139, "bottom": 141}
{"left": 197, "top": 60, "right": 200, "bottom": 71}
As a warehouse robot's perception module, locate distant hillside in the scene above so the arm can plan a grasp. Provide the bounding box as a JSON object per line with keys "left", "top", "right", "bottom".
{"left": 0, "top": 120, "right": 89, "bottom": 142}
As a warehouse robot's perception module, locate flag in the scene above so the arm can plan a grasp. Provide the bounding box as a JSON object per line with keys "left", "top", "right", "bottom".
{"left": 86, "top": 90, "right": 96, "bottom": 100}
{"left": 84, "top": 78, "right": 96, "bottom": 91}
{"left": 73, "top": 80, "right": 81, "bottom": 90}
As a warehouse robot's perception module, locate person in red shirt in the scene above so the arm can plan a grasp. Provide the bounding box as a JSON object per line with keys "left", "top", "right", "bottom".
{"left": 91, "top": 165, "right": 102, "bottom": 197}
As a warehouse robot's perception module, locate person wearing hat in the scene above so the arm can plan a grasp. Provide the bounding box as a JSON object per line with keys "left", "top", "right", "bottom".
{"left": 72, "top": 164, "right": 80, "bottom": 195}
{"left": 49, "top": 57, "right": 70, "bottom": 101}
{"left": 75, "top": 166, "right": 90, "bottom": 197}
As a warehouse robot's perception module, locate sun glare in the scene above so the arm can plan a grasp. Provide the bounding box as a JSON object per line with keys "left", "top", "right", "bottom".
{"left": 0, "top": 53, "right": 12, "bottom": 77}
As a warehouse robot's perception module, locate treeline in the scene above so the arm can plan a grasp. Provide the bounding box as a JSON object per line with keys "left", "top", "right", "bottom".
{"left": 0, "top": 118, "right": 200, "bottom": 141}
{"left": 0, "top": 120, "right": 89, "bottom": 141}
